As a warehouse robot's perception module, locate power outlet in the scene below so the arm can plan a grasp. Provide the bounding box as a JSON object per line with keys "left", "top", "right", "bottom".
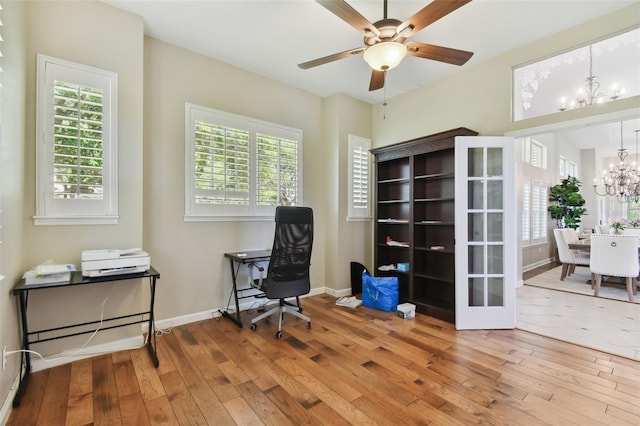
{"left": 2, "top": 346, "right": 7, "bottom": 371}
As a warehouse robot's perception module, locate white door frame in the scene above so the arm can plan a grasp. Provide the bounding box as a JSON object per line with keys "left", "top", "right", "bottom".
{"left": 507, "top": 107, "right": 640, "bottom": 287}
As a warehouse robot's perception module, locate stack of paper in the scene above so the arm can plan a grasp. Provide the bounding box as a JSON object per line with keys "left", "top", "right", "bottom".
{"left": 23, "top": 262, "right": 76, "bottom": 285}
{"left": 335, "top": 296, "right": 362, "bottom": 308}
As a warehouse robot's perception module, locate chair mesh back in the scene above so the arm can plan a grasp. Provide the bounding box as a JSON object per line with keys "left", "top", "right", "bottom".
{"left": 268, "top": 206, "right": 314, "bottom": 285}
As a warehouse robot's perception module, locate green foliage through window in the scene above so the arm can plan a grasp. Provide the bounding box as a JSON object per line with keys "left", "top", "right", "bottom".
{"left": 53, "top": 80, "right": 104, "bottom": 200}
{"left": 194, "top": 121, "right": 250, "bottom": 205}
{"left": 186, "top": 103, "right": 302, "bottom": 218}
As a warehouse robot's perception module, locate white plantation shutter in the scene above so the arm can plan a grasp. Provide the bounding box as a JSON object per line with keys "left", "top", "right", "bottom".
{"left": 522, "top": 179, "right": 547, "bottom": 245}
{"left": 522, "top": 137, "right": 547, "bottom": 169}
{"left": 185, "top": 104, "right": 302, "bottom": 220}
{"left": 35, "top": 55, "right": 118, "bottom": 225}
{"left": 522, "top": 179, "right": 531, "bottom": 243}
{"left": 256, "top": 131, "right": 299, "bottom": 207}
{"left": 348, "top": 135, "right": 371, "bottom": 220}
{"left": 53, "top": 80, "right": 104, "bottom": 200}
{"left": 194, "top": 121, "right": 250, "bottom": 205}
{"left": 532, "top": 181, "right": 547, "bottom": 244}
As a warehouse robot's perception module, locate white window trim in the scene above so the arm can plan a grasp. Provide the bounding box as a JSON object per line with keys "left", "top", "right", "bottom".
{"left": 522, "top": 137, "right": 547, "bottom": 169}
{"left": 347, "top": 134, "right": 371, "bottom": 221}
{"left": 34, "top": 54, "right": 118, "bottom": 226}
{"left": 184, "top": 103, "right": 303, "bottom": 221}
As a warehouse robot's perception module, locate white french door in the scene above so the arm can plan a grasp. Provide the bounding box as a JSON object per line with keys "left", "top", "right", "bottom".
{"left": 454, "top": 136, "right": 516, "bottom": 330}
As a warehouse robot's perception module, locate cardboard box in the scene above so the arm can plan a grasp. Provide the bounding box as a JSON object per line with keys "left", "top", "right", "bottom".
{"left": 397, "top": 262, "right": 410, "bottom": 272}
{"left": 396, "top": 302, "right": 416, "bottom": 319}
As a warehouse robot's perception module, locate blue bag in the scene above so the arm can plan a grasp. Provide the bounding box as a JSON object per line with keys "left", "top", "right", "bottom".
{"left": 362, "top": 271, "right": 399, "bottom": 312}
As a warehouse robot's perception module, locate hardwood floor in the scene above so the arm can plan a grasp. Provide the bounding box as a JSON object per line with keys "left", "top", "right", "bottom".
{"left": 8, "top": 293, "right": 640, "bottom": 425}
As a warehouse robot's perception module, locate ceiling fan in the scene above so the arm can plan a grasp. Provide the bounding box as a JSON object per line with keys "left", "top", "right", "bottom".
{"left": 298, "top": 0, "right": 474, "bottom": 91}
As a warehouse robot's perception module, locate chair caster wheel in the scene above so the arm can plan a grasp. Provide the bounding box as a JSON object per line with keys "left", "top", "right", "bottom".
{"left": 250, "top": 324, "right": 257, "bottom": 331}
{"left": 275, "top": 331, "right": 282, "bottom": 339}
{"left": 306, "top": 322, "right": 312, "bottom": 329}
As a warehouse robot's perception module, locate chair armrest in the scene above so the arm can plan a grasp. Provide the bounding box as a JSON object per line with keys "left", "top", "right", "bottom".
{"left": 248, "top": 262, "right": 265, "bottom": 290}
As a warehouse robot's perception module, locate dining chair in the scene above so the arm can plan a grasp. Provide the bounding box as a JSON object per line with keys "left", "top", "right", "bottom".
{"left": 554, "top": 228, "right": 590, "bottom": 280}
{"left": 589, "top": 234, "right": 638, "bottom": 301}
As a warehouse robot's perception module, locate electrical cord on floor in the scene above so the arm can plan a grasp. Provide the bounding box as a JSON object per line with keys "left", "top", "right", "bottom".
{"left": 5, "top": 283, "right": 148, "bottom": 362}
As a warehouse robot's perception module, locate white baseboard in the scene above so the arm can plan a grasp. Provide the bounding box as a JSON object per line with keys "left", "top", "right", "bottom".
{"left": 322, "top": 287, "right": 351, "bottom": 297}
{"left": 31, "top": 335, "right": 145, "bottom": 373}
{"left": 0, "top": 369, "right": 22, "bottom": 426}
{"left": 21, "top": 288, "right": 344, "bottom": 374}
{"left": 0, "top": 287, "right": 349, "bottom": 422}
{"left": 154, "top": 287, "right": 330, "bottom": 330}
{"left": 522, "top": 258, "right": 555, "bottom": 272}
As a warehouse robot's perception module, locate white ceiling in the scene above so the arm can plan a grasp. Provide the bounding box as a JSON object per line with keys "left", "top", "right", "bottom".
{"left": 104, "top": 0, "right": 636, "bottom": 105}
{"left": 103, "top": 0, "right": 639, "bottom": 152}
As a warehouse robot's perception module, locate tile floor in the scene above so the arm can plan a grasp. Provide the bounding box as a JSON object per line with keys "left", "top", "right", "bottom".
{"left": 516, "top": 284, "right": 640, "bottom": 361}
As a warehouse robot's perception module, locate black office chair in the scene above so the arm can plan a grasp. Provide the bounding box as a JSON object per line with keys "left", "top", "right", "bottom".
{"left": 249, "top": 206, "right": 313, "bottom": 338}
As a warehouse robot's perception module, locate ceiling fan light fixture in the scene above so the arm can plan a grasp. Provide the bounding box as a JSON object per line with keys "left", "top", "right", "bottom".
{"left": 363, "top": 41, "right": 407, "bottom": 71}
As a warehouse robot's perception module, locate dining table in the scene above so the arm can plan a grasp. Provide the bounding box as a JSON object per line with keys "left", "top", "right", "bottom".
{"left": 568, "top": 238, "right": 640, "bottom": 252}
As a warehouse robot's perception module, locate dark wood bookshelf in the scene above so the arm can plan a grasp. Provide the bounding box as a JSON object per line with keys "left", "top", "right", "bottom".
{"left": 370, "top": 127, "right": 478, "bottom": 323}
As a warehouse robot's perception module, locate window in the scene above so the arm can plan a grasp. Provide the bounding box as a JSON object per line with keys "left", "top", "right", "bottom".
{"left": 348, "top": 135, "right": 371, "bottom": 220}
{"left": 513, "top": 28, "right": 640, "bottom": 121}
{"left": 628, "top": 201, "right": 640, "bottom": 221}
{"left": 559, "top": 156, "right": 578, "bottom": 178}
{"left": 522, "top": 178, "right": 548, "bottom": 246}
{"left": 185, "top": 103, "right": 302, "bottom": 220}
{"left": 35, "top": 54, "right": 118, "bottom": 225}
{"left": 522, "top": 137, "right": 547, "bottom": 169}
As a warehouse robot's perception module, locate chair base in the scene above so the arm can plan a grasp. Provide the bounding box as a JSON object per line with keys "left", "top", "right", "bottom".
{"left": 250, "top": 298, "right": 311, "bottom": 339}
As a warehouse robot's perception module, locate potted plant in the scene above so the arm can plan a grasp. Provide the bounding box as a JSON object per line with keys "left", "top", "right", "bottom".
{"left": 548, "top": 176, "right": 587, "bottom": 229}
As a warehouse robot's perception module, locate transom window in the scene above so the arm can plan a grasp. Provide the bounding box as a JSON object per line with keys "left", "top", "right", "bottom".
{"left": 513, "top": 28, "right": 640, "bottom": 121}
{"left": 522, "top": 137, "right": 547, "bottom": 169}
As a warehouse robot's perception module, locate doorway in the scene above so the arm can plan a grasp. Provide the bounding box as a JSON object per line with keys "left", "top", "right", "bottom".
{"left": 508, "top": 107, "right": 640, "bottom": 360}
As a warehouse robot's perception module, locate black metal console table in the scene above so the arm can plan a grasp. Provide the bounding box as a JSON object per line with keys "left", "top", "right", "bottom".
{"left": 11, "top": 266, "right": 160, "bottom": 407}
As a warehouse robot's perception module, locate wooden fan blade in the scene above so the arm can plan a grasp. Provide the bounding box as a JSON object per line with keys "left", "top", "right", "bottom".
{"left": 369, "top": 70, "right": 385, "bottom": 91}
{"left": 399, "top": 0, "right": 472, "bottom": 38}
{"left": 406, "top": 41, "right": 473, "bottom": 66}
{"left": 298, "top": 47, "right": 365, "bottom": 69}
{"left": 316, "top": 0, "right": 379, "bottom": 37}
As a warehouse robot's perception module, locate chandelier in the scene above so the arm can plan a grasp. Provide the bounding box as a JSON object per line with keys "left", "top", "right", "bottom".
{"left": 593, "top": 122, "right": 640, "bottom": 203}
{"left": 559, "top": 45, "right": 624, "bottom": 111}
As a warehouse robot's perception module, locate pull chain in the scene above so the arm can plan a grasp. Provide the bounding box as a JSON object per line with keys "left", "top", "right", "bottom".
{"left": 382, "top": 72, "right": 388, "bottom": 120}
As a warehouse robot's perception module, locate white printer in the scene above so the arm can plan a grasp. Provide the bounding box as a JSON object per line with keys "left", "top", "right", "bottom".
{"left": 81, "top": 248, "right": 150, "bottom": 277}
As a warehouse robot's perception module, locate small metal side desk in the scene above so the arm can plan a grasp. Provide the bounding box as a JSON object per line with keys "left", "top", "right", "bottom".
{"left": 11, "top": 267, "right": 160, "bottom": 407}
{"left": 222, "top": 250, "right": 271, "bottom": 327}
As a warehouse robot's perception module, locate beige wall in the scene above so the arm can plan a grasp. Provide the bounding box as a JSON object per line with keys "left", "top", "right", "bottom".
{"left": 145, "top": 37, "right": 326, "bottom": 319}
{"left": 0, "top": 0, "right": 27, "bottom": 415}
{"left": 370, "top": 4, "right": 640, "bottom": 273}
{"left": 372, "top": 4, "right": 640, "bottom": 148}
{"left": 322, "top": 93, "right": 373, "bottom": 292}
{"left": 2, "top": 0, "right": 639, "bottom": 417}
{"left": 1, "top": 1, "right": 146, "bottom": 412}
{"left": 17, "top": 1, "right": 146, "bottom": 356}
